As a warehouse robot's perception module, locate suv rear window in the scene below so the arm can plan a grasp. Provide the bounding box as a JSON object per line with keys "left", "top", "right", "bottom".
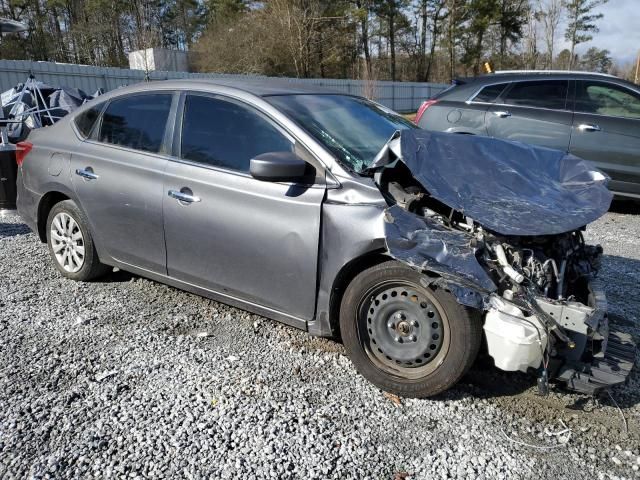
{"left": 503, "top": 80, "right": 568, "bottom": 110}
{"left": 472, "top": 84, "right": 507, "bottom": 103}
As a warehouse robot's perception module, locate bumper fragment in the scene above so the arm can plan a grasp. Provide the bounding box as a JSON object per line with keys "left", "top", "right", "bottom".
{"left": 556, "top": 328, "right": 636, "bottom": 394}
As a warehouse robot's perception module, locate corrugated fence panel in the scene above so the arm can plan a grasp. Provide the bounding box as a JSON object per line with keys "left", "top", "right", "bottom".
{"left": 0, "top": 59, "right": 448, "bottom": 112}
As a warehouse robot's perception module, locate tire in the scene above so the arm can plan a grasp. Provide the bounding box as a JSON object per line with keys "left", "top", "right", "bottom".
{"left": 340, "top": 261, "right": 481, "bottom": 398}
{"left": 46, "top": 199, "right": 110, "bottom": 281}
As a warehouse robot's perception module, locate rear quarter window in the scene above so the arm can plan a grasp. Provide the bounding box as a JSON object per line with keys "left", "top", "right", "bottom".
{"left": 471, "top": 84, "right": 508, "bottom": 103}
{"left": 74, "top": 103, "right": 104, "bottom": 138}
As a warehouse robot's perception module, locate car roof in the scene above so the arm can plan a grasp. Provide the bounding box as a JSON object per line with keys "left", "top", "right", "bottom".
{"left": 104, "top": 77, "right": 341, "bottom": 98}
{"left": 438, "top": 71, "right": 640, "bottom": 101}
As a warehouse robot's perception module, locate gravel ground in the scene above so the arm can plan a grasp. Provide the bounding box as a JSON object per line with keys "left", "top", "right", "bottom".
{"left": 1, "top": 205, "right": 639, "bottom": 480}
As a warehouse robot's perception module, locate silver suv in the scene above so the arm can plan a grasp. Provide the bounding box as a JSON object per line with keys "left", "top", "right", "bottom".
{"left": 416, "top": 71, "right": 640, "bottom": 200}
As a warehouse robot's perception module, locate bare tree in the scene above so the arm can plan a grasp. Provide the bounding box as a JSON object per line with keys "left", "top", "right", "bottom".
{"left": 537, "top": 0, "right": 563, "bottom": 68}
{"left": 521, "top": 5, "right": 540, "bottom": 68}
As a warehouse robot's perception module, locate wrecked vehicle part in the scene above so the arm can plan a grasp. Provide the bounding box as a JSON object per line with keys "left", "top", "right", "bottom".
{"left": 309, "top": 173, "right": 388, "bottom": 337}
{"left": 371, "top": 130, "right": 612, "bottom": 236}
{"left": 483, "top": 296, "right": 548, "bottom": 373}
{"left": 383, "top": 204, "right": 494, "bottom": 309}
{"left": 373, "top": 130, "right": 635, "bottom": 393}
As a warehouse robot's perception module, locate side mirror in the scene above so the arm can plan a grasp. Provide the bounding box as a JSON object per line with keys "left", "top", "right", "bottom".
{"left": 249, "top": 151, "right": 309, "bottom": 182}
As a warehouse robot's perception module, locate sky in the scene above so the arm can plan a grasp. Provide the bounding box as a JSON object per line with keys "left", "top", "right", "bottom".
{"left": 557, "top": 0, "right": 640, "bottom": 65}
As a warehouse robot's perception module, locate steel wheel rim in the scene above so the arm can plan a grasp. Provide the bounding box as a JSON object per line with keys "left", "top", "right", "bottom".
{"left": 50, "top": 212, "right": 85, "bottom": 273}
{"left": 357, "top": 281, "right": 451, "bottom": 380}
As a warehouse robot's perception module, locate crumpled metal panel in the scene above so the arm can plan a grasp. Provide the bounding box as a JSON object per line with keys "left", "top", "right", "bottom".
{"left": 379, "top": 130, "right": 612, "bottom": 236}
{"left": 384, "top": 204, "right": 495, "bottom": 308}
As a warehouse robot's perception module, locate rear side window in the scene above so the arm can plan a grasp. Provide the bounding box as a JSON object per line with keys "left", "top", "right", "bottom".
{"left": 180, "top": 94, "right": 293, "bottom": 173}
{"left": 575, "top": 81, "right": 640, "bottom": 119}
{"left": 472, "top": 84, "right": 507, "bottom": 103}
{"left": 74, "top": 103, "right": 104, "bottom": 138}
{"left": 99, "top": 94, "right": 172, "bottom": 153}
{"left": 503, "top": 80, "right": 568, "bottom": 110}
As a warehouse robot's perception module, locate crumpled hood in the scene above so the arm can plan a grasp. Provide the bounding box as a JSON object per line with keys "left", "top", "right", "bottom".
{"left": 372, "top": 130, "right": 612, "bottom": 236}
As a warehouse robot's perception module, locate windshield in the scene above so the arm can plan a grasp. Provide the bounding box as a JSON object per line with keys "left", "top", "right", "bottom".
{"left": 265, "top": 94, "right": 417, "bottom": 172}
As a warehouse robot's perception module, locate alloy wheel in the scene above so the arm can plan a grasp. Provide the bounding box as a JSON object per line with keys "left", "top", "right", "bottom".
{"left": 50, "top": 212, "right": 85, "bottom": 273}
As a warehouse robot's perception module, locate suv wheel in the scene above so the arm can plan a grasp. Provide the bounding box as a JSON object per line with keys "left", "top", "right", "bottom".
{"left": 340, "top": 261, "right": 481, "bottom": 398}
{"left": 46, "top": 200, "right": 110, "bottom": 281}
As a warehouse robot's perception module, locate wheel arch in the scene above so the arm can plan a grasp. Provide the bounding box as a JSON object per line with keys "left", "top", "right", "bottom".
{"left": 37, "top": 190, "right": 72, "bottom": 242}
{"left": 329, "top": 254, "right": 451, "bottom": 336}
{"left": 329, "top": 251, "right": 391, "bottom": 335}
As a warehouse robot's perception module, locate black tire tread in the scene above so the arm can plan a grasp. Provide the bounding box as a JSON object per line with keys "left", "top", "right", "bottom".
{"left": 339, "top": 260, "right": 481, "bottom": 398}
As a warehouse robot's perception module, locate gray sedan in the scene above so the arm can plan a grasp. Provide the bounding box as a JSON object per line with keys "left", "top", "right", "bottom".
{"left": 16, "top": 79, "right": 635, "bottom": 397}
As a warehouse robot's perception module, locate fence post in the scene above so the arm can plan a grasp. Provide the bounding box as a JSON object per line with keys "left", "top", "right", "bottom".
{"left": 392, "top": 84, "right": 396, "bottom": 111}
{"left": 411, "top": 85, "right": 415, "bottom": 112}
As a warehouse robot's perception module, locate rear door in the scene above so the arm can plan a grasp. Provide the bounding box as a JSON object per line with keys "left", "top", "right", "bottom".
{"left": 569, "top": 80, "right": 640, "bottom": 197}
{"left": 486, "top": 79, "right": 573, "bottom": 151}
{"left": 162, "top": 92, "right": 325, "bottom": 321}
{"left": 71, "top": 92, "right": 174, "bottom": 273}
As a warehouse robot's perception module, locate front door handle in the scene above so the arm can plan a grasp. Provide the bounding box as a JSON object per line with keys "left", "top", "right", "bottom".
{"left": 493, "top": 110, "right": 512, "bottom": 118}
{"left": 168, "top": 189, "right": 201, "bottom": 204}
{"left": 578, "top": 123, "right": 601, "bottom": 132}
{"left": 75, "top": 168, "right": 98, "bottom": 180}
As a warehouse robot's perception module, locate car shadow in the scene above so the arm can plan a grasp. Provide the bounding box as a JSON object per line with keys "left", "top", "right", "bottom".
{"left": 96, "top": 268, "right": 137, "bottom": 283}
{"left": 0, "top": 222, "right": 31, "bottom": 238}
{"left": 610, "top": 199, "right": 640, "bottom": 214}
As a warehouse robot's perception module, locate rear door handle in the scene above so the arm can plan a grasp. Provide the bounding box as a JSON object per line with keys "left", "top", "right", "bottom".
{"left": 168, "top": 189, "right": 201, "bottom": 204}
{"left": 578, "top": 123, "right": 601, "bottom": 132}
{"left": 493, "top": 110, "right": 511, "bottom": 118}
{"left": 75, "top": 168, "right": 98, "bottom": 180}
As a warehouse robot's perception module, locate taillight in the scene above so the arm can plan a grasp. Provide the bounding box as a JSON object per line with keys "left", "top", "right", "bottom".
{"left": 15, "top": 141, "right": 33, "bottom": 166}
{"left": 414, "top": 99, "right": 439, "bottom": 125}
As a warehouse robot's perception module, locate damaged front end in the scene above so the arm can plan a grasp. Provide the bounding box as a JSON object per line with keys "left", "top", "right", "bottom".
{"left": 372, "top": 130, "right": 636, "bottom": 394}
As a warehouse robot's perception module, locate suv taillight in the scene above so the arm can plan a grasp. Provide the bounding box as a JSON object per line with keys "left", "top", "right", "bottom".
{"left": 414, "top": 99, "right": 439, "bottom": 125}
{"left": 15, "top": 141, "right": 33, "bottom": 166}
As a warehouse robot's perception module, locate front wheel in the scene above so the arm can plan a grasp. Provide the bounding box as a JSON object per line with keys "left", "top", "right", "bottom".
{"left": 339, "top": 261, "right": 481, "bottom": 398}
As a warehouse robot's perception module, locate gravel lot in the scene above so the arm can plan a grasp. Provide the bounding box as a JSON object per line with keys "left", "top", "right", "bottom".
{"left": 1, "top": 205, "right": 639, "bottom": 479}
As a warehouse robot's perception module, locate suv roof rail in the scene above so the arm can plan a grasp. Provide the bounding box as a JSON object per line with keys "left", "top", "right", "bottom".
{"left": 492, "top": 70, "right": 617, "bottom": 78}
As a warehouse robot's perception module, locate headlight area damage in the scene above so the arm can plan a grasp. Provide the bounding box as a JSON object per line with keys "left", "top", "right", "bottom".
{"left": 371, "top": 130, "right": 636, "bottom": 394}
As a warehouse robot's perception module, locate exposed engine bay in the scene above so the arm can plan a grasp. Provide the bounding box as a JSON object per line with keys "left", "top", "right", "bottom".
{"left": 372, "top": 131, "right": 636, "bottom": 394}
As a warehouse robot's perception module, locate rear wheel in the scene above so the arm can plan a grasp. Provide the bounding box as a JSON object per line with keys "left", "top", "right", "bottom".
{"left": 46, "top": 200, "right": 110, "bottom": 281}
{"left": 340, "top": 261, "right": 481, "bottom": 398}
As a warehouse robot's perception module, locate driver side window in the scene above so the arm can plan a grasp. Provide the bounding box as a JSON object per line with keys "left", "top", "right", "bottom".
{"left": 575, "top": 81, "right": 640, "bottom": 119}
{"left": 180, "top": 94, "right": 294, "bottom": 173}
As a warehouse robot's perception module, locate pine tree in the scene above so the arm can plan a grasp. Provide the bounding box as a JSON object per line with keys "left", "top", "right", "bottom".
{"left": 563, "top": 0, "right": 608, "bottom": 69}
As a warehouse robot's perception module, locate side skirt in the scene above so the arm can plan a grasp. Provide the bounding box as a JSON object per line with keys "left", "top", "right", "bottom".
{"left": 106, "top": 259, "right": 309, "bottom": 332}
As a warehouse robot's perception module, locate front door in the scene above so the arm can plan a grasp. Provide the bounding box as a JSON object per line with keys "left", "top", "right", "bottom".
{"left": 569, "top": 80, "right": 640, "bottom": 197}
{"left": 163, "top": 93, "right": 324, "bottom": 320}
{"left": 486, "top": 79, "right": 573, "bottom": 152}
{"left": 71, "top": 92, "right": 174, "bottom": 273}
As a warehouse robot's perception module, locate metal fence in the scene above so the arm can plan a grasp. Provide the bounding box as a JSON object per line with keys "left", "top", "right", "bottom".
{"left": 0, "top": 59, "right": 448, "bottom": 113}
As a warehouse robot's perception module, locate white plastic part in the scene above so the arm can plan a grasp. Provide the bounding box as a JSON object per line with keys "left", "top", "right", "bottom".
{"left": 494, "top": 244, "right": 524, "bottom": 283}
{"left": 483, "top": 300, "right": 547, "bottom": 373}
